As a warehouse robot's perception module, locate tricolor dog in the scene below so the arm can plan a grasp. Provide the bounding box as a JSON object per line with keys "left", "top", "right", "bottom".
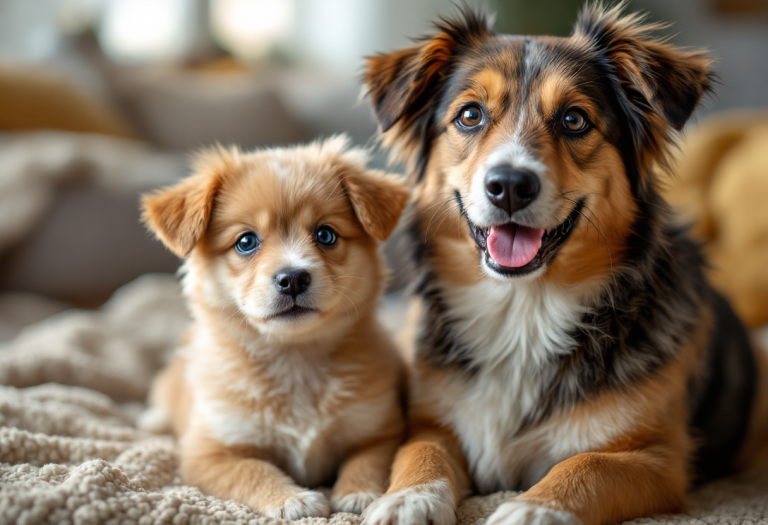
{"left": 362, "top": 4, "right": 768, "bottom": 525}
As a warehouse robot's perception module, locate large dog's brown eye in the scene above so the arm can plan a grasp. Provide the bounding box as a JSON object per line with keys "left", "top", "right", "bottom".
{"left": 562, "top": 109, "right": 588, "bottom": 133}
{"left": 458, "top": 105, "right": 484, "bottom": 129}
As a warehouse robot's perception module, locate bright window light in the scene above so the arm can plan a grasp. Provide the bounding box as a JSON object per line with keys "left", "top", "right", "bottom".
{"left": 210, "top": 0, "right": 295, "bottom": 61}
{"left": 99, "top": 0, "right": 193, "bottom": 64}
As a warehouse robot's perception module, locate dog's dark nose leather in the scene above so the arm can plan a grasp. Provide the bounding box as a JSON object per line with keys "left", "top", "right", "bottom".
{"left": 275, "top": 269, "right": 311, "bottom": 298}
{"left": 485, "top": 165, "right": 540, "bottom": 215}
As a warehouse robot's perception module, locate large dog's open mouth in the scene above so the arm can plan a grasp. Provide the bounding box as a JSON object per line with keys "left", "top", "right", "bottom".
{"left": 457, "top": 192, "right": 584, "bottom": 277}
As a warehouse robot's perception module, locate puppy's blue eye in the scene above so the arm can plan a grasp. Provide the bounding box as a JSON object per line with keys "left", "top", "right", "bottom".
{"left": 316, "top": 226, "right": 338, "bottom": 247}
{"left": 235, "top": 232, "right": 259, "bottom": 255}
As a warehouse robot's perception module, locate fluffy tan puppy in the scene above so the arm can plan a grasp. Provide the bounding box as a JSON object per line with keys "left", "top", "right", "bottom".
{"left": 139, "top": 136, "right": 409, "bottom": 519}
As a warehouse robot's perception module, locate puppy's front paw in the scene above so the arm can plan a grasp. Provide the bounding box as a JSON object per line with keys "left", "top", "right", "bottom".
{"left": 362, "top": 481, "right": 456, "bottom": 525}
{"left": 263, "top": 489, "right": 331, "bottom": 520}
{"left": 487, "top": 499, "right": 581, "bottom": 525}
{"left": 331, "top": 491, "right": 380, "bottom": 514}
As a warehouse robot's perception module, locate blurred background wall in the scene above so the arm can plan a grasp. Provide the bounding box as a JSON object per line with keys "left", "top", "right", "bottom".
{"left": 1, "top": 0, "right": 767, "bottom": 334}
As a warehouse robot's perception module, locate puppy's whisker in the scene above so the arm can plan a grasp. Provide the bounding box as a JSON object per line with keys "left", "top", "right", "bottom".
{"left": 333, "top": 286, "right": 360, "bottom": 323}
{"left": 335, "top": 291, "right": 353, "bottom": 321}
{"left": 333, "top": 284, "right": 372, "bottom": 315}
{"left": 239, "top": 316, "right": 249, "bottom": 348}
{"left": 227, "top": 307, "right": 244, "bottom": 339}
{"left": 330, "top": 275, "right": 369, "bottom": 283}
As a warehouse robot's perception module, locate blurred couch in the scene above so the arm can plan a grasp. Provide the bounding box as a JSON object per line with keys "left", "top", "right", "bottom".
{"left": 0, "top": 131, "right": 184, "bottom": 308}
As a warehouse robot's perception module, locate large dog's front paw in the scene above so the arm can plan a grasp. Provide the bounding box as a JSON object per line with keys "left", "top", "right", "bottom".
{"left": 487, "top": 499, "right": 581, "bottom": 525}
{"left": 331, "top": 491, "right": 380, "bottom": 514}
{"left": 362, "top": 481, "right": 456, "bottom": 525}
{"left": 263, "top": 489, "right": 331, "bottom": 520}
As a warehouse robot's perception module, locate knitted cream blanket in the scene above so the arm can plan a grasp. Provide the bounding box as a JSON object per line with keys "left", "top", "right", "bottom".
{"left": 1, "top": 275, "right": 766, "bottom": 524}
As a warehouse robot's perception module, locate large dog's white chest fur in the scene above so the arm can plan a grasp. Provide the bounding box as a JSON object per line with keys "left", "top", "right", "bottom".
{"left": 418, "top": 279, "right": 635, "bottom": 492}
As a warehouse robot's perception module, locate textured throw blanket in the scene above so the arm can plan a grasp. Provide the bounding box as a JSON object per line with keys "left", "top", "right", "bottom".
{"left": 1, "top": 274, "right": 767, "bottom": 524}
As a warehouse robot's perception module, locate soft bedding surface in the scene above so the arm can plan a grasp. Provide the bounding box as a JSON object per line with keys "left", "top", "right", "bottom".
{"left": 1, "top": 274, "right": 767, "bottom": 525}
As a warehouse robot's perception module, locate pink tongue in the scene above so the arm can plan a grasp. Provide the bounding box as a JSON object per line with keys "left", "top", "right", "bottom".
{"left": 487, "top": 224, "right": 544, "bottom": 268}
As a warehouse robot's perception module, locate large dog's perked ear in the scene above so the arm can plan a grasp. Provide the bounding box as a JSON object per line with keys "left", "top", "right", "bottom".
{"left": 142, "top": 147, "right": 236, "bottom": 257}
{"left": 574, "top": 3, "right": 712, "bottom": 179}
{"left": 363, "top": 8, "right": 493, "bottom": 178}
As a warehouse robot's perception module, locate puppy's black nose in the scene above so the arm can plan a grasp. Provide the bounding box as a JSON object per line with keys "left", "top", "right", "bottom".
{"left": 485, "top": 165, "right": 540, "bottom": 215}
{"left": 275, "top": 269, "right": 311, "bottom": 299}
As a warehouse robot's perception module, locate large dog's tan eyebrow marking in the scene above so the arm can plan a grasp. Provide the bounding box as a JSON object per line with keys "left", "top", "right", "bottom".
{"left": 471, "top": 69, "right": 508, "bottom": 114}
{"left": 445, "top": 68, "right": 510, "bottom": 124}
{"left": 537, "top": 72, "right": 599, "bottom": 124}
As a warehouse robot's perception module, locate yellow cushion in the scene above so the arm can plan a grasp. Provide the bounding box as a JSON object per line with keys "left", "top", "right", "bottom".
{"left": 666, "top": 112, "right": 768, "bottom": 327}
{"left": 0, "top": 64, "right": 133, "bottom": 138}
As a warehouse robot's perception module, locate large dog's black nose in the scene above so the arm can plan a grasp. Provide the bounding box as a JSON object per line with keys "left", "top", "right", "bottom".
{"left": 485, "top": 165, "right": 540, "bottom": 215}
{"left": 275, "top": 269, "right": 311, "bottom": 299}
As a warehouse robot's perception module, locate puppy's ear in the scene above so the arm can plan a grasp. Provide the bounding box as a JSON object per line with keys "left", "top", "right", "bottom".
{"left": 343, "top": 170, "right": 410, "bottom": 241}
{"left": 575, "top": 4, "right": 711, "bottom": 170}
{"left": 142, "top": 148, "right": 235, "bottom": 257}
{"left": 363, "top": 7, "right": 492, "bottom": 177}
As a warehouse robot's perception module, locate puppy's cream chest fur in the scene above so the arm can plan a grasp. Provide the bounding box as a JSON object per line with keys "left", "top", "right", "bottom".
{"left": 417, "top": 279, "right": 637, "bottom": 493}
{"left": 189, "top": 335, "right": 395, "bottom": 487}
